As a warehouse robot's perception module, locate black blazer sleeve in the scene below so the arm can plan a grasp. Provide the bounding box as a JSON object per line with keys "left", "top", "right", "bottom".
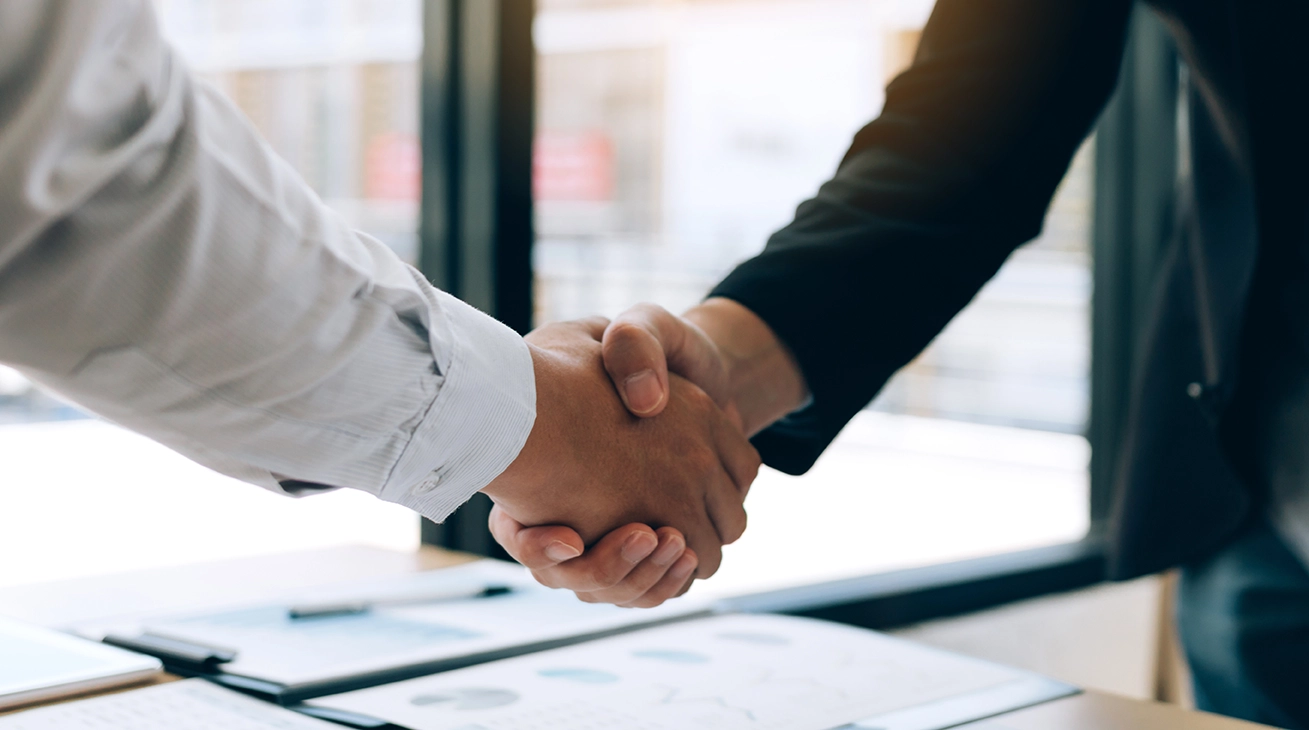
{"left": 710, "top": 0, "right": 1134, "bottom": 474}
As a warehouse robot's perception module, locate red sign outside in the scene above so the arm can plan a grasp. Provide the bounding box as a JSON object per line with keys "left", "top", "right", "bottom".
{"left": 365, "top": 132, "right": 420, "bottom": 201}
{"left": 534, "top": 130, "right": 615, "bottom": 202}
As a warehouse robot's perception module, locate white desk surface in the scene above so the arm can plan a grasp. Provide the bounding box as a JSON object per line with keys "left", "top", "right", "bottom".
{"left": 0, "top": 546, "right": 1270, "bottom": 729}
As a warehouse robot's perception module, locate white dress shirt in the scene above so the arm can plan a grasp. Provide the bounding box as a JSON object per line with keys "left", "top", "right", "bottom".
{"left": 0, "top": 0, "right": 536, "bottom": 522}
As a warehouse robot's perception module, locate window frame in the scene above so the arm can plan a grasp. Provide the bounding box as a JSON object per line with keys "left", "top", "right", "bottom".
{"left": 417, "top": 0, "right": 535, "bottom": 559}
{"left": 418, "top": 1, "right": 1182, "bottom": 628}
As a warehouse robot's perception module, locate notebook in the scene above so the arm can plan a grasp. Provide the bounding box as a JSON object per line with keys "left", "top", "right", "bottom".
{"left": 0, "top": 616, "right": 160, "bottom": 711}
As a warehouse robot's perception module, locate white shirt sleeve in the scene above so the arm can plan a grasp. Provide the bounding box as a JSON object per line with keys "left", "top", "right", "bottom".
{"left": 0, "top": 0, "right": 536, "bottom": 522}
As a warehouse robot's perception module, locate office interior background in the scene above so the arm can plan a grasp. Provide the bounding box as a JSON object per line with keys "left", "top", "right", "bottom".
{"left": 0, "top": 0, "right": 1187, "bottom": 705}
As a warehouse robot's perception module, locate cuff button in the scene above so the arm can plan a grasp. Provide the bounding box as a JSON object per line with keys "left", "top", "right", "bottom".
{"left": 411, "top": 475, "right": 442, "bottom": 495}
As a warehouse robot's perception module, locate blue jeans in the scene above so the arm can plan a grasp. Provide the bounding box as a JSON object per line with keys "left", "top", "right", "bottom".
{"left": 1178, "top": 516, "right": 1309, "bottom": 729}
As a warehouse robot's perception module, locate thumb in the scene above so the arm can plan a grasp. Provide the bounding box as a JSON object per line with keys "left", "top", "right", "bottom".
{"left": 488, "top": 504, "right": 584, "bottom": 569}
{"left": 603, "top": 303, "right": 732, "bottom": 418}
{"left": 602, "top": 305, "right": 674, "bottom": 417}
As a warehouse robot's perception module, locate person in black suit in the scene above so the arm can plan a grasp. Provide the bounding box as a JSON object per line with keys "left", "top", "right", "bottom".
{"left": 493, "top": 1, "right": 1309, "bottom": 725}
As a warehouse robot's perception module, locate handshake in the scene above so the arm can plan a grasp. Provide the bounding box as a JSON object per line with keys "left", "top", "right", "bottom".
{"left": 480, "top": 298, "right": 809, "bottom": 608}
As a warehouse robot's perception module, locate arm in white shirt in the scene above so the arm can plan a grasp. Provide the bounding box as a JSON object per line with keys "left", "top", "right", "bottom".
{"left": 0, "top": 0, "right": 535, "bottom": 521}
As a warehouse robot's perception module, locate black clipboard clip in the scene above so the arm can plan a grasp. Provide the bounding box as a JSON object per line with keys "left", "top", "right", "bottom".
{"left": 103, "top": 632, "right": 237, "bottom": 673}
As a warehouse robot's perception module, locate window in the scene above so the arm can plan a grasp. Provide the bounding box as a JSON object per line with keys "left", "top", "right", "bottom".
{"left": 0, "top": 0, "right": 423, "bottom": 590}
{"left": 532, "top": 0, "right": 1092, "bottom": 600}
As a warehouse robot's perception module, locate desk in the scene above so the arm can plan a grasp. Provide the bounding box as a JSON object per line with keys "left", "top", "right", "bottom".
{"left": 0, "top": 546, "right": 1269, "bottom": 729}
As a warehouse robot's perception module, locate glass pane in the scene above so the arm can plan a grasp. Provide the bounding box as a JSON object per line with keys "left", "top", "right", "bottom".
{"left": 1, "top": 0, "right": 425, "bottom": 428}
{"left": 0, "top": 0, "right": 423, "bottom": 588}
{"left": 534, "top": 0, "right": 1091, "bottom": 599}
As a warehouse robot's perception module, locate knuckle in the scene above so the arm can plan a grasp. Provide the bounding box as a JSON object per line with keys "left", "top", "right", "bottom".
{"left": 605, "top": 320, "right": 655, "bottom": 352}
{"left": 742, "top": 462, "right": 761, "bottom": 487}
{"left": 721, "top": 511, "right": 747, "bottom": 545}
{"left": 731, "top": 518, "right": 748, "bottom": 544}
{"left": 697, "top": 552, "right": 722, "bottom": 579}
{"left": 631, "top": 302, "right": 671, "bottom": 321}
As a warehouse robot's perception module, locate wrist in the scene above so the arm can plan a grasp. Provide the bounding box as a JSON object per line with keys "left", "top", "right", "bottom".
{"left": 480, "top": 343, "right": 557, "bottom": 509}
{"left": 683, "top": 297, "right": 808, "bottom": 436}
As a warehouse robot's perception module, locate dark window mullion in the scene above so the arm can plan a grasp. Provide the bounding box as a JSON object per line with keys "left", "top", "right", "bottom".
{"left": 418, "top": 0, "right": 535, "bottom": 556}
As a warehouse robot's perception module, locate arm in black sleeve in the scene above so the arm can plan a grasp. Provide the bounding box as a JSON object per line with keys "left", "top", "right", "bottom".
{"left": 710, "top": 0, "right": 1134, "bottom": 474}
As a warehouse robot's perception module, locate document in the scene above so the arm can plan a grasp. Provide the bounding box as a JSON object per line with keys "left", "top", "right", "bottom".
{"left": 0, "top": 679, "right": 336, "bottom": 729}
{"left": 84, "top": 560, "right": 710, "bottom": 700}
{"left": 309, "top": 614, "right": 1076, "bottom": 730}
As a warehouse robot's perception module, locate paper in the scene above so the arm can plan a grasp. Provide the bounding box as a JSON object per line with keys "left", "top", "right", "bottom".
{"left": 119, "top": 560, "right": 709, "bottom": 691}
{"left": 0, "top": 679, "right": 336, "bottom": 730}
{"left": 0, "top": 616, "right": 160, "bottom": 711}
{"left": 310, "top": 614, "right": 1029, "bottom": 730}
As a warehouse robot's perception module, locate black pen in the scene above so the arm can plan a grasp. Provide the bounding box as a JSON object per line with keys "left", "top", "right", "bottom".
{"left": 288, "top": 585, "right": 513, "bottom": 620}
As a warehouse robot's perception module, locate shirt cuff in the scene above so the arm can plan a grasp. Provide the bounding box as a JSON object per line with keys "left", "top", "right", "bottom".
{"left": 380, "top": 292, "right": 536, "bottom": 522}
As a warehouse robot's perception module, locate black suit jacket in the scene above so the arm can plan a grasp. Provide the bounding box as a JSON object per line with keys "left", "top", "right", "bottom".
{"left": 711, "top": 0, "right": 1307, "bottom": 580}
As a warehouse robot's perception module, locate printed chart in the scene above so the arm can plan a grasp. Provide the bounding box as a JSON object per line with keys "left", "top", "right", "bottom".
{"left": 310, "top": 614, "right": 1030, "bottom": 730}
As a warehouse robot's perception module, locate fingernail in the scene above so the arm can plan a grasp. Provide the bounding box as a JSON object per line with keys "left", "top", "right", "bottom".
{"left": 545, "top": 541, "right": 581, "bottom": 563}
{"left": 621, "top": 531, "right": 657, "bottom": 563}
{"left": 651, "top": 534, "right": 685, "bottom": 567}
{"left": 623, "top": 370, "right": 663, "bottom": 414}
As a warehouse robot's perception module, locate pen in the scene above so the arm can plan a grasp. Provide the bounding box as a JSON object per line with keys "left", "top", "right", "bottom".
{"left": 287, "top": 585, "right": 513, "bottom": 620}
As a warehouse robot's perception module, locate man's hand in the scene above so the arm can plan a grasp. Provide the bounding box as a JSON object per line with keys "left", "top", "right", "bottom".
{"left": 481, "top": 317, "right": 760, "bottom": 580}
{"left": 600, "top": 303, "right": 736, "bottom": 422}
{"left": 489, "top": 302, "right": 807, "bottom": 608}
{"left": 602, "top": 298, "right": 809, "bottom": 437}
{"left": 489, "top": 508, "right": 700, "bottom": 607}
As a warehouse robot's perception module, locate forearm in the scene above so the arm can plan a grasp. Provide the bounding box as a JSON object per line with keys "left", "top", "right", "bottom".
{"left": 683, "top": 298, "right": 808, "bottom": 437}
{"left": 0, "top": 0, "right": 536, "bottom": 519}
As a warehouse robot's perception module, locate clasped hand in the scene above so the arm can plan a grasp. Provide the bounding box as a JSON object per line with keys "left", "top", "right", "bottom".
{"left": 481, "top": 313, "right": 758, "bottom": 606}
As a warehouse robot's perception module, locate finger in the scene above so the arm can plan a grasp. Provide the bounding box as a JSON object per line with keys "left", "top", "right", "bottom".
{"left": 674, "top": 570, "right": 696, "bottom": 598}
{"left": 619, "top": 549, "right": 700, "bottom": 608}
{"left": 603, "top": 304, "right": 730, "bottom": 417}
{"left": 532, "top": 523, "right": 659, "bottom": 593}
{"left": 705, "top": 465, "right": 748, "bottom": 546}
{"left": 488, "top": 505, "right": 583, "bottom": 570}
{"left": 714, "top": 411, "right": 763, "bottom": 498}
{"left": 574, "top": 527, "right": 687, "bottom": 606}
{"left": 682, "top": 508, "right": 724, "bottom": 579}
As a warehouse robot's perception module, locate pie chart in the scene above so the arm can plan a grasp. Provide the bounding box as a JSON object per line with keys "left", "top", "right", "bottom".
{"left": 410, "top": 688, "right": 520, "bottom": 710}
{"left": 537, "top": 667, "right": 620, "bottom": 684}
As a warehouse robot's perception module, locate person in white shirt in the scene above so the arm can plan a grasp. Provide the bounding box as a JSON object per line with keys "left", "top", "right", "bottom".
{"left": 0, "top": 0, "right": 757, "bottom": 591}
